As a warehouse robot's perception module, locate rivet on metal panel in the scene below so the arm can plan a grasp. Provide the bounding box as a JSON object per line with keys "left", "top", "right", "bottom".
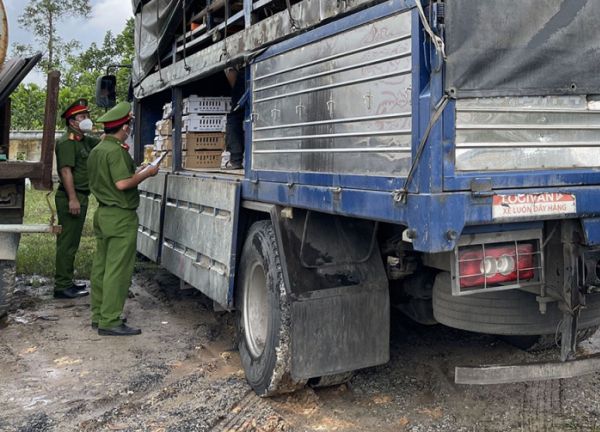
{"left": 446, "top": 230, "right": 457, "bottom": 241}
{"left": 404, "top": 229, "right": 417, "bottom": 240}
{"left": 280, "top": 207, "right": 294, "bottom": 219}
{"left": 392, "top": 189, "right": 404, "bottom": 203}
{"left": 326, "top": 99, "right": 335, "bottom": 117}
{"left": 363, "top": 91, "right": 372, "bottom": 110}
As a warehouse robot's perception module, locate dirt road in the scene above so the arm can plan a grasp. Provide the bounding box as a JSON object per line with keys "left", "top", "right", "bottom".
{"left": 2, "top": 265, "right": 600, "bottom": 432}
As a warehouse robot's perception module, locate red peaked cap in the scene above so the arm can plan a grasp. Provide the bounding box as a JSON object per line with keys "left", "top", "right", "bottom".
{"left": 61, "top": 98, "right": 90, "bottom": 119}
{"left": 102, "top": 114, "right": 133, "bottom": 129}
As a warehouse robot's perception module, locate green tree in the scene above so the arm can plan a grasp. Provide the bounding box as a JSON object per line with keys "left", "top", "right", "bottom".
{"left": 61, "top": 17, "right": 135, "bottom": 120}
{"left": 10, "top": 84, "right": 46, "bottom": 130}
{"left": 15, "top": 0, "right": 92, "bottom": 73}
{"left": 10, "top": 17, "right": 135, "bottom": 131}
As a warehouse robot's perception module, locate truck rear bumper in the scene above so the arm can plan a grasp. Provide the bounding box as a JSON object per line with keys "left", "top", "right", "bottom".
{"left": 455, "top": 353, "right": 600, "bottom": 385}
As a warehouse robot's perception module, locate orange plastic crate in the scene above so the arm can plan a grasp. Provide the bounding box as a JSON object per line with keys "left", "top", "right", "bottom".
{"left": 182, "top": 151, "right": 222, "bottom": 169}
{"left": 182, "top": 132, "right": 225, "bottom": 151}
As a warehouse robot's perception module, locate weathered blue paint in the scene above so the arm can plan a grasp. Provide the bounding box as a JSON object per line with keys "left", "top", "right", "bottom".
{"left": 581, "top": 218, "right": 600, "bottom": 247}
{"left": 238, "top": 0, "right": 600, "bottom": 253}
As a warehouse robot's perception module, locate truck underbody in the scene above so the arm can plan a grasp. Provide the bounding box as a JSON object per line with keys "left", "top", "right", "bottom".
{"left": 131, "top": 0, "right": 600, "bottom": 394}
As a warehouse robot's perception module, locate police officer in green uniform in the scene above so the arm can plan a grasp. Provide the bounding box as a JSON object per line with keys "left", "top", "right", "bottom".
{"left": 88, "top": 102, "right": 159, "bottom": 336}
{"left": 54, "top": 99, "right": 99, "bottom": 299}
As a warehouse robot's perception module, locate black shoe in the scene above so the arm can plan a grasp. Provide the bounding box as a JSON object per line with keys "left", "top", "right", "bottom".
{"left": 54, "top": 285, "right": 89, "bottom": 299}
{"left": 98, "top": 324, "right": 141, "bottom": 336}
{"left": 73, "top": 282, "right": 87, "bottom": 290}
{"left": 91, "top": 317, "right": 127, "bottom": 329}
{"left": 223, "top": 160, "right": 243, "bottom": 170}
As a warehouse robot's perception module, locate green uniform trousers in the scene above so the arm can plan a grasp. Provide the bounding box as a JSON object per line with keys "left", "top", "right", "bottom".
{"left": 55, "top": 189, "right": 89, "bottom": 292}
{"left": 90, "top": 206, "right": 138, "bottom": 329}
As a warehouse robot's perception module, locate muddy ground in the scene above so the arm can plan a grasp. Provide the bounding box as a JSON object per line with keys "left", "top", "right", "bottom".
{"left": 2, "top": 264, "right": 600, "bottom": 432}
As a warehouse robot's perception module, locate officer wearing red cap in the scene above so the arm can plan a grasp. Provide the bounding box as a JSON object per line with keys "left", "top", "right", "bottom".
{"left": 54, "top": 98, "right": 99, "bottom": 299}
{"left": 87, "top": 102, "right": 159, "bottom": 336}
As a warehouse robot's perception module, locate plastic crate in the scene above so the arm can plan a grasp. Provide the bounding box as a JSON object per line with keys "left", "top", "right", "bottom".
{"left": 162, "top": 102, "right": 172, "bottom": 119}
{"left": 182, "top": 114, "right": 226, "bottom": 132}
{"left": 154, "top": 135, "right": 173, "bottom": 150}
{"left": 183, "top": 96, "right": 231, "bottom": 114}
{"left": 182, "top": 132, "right": 225, "bottom": 151}
{"left": 155, "top": 119, "right": 172, "bottom": 135}
{"left": 182, "top": 150, "right": 222, "bottom": 169}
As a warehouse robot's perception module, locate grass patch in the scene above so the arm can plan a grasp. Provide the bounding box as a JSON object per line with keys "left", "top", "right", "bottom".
{"left": 17, "top": 188, "right": 98, "bottom": 278}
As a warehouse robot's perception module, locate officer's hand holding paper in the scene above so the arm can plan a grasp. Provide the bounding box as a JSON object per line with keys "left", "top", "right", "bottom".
{"left": 150, "top": 150, "right": 169, "bottom": 167}
{"left": 139, "top": 150, "right": 168, "bottom": 177}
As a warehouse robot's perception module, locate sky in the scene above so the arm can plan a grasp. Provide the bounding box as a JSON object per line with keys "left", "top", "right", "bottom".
{"left": 4, "top": 0, "right": 134, "bottom": 84}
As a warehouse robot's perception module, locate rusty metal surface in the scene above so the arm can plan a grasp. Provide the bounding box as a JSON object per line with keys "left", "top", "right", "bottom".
{"left": 0, "top": 96, "right": 8, "bottom": 155}
{"left": 134, "top": 0, "right": 385, "bottom": 98}
{"left": 0, "top": 55, "right": 41, "bottom": 108}
{"left": 455, "top": 353, "right": 600, "bottom": 385}
{"left": 137, "top": 172, "right": 168, "bottom": 262}
{"left": 0, "top": 162, "right": 43, "bottom": 179}
{"left": 0, "top": 232, "right": 18, "bottom": 260}
{"left": 32, "top": 71, "right": 60, "bottom": 191}
{"left": 0, "top": 0, "right": 7, "bottom": 67}
{"left": 160, "top": 174, "right": 241, "bottom": 308}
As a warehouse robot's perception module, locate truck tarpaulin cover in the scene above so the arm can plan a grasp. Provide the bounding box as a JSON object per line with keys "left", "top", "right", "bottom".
{"left": 131, "top": 0, "right": 180, "bottom": 86}
{"left": 445, "top": 0, "right": 600, "bottom": 98}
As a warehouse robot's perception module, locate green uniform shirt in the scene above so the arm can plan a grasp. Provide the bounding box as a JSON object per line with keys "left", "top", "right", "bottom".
{"left": 55, "top": 127, "right": 100, "bottom": 192}
{"left": 87, "top": 135, "right": 139, "bottom": 210}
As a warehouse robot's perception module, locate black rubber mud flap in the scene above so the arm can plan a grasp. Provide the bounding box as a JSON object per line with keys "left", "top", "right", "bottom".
{"left": 272, "top": 208, "right": 390, "bottom": 381}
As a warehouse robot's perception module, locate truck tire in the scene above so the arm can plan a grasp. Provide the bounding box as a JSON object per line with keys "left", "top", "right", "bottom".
{"left": 236, "top": 220, "right": 306, "bottom": 396}
{"left": 432, "top": 272, "right": 600, "bottom": 336}
{"left": 0, "top": 260, "right": 16, "bottom": 322}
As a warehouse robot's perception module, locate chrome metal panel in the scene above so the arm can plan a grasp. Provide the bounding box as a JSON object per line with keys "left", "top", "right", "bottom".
{"left": 251, "top": 10, "right": 413, "bottom": 177}
{"left": 455, "top": 96, "right": 600, "bottom": 171}
{"left": 160, "top": 175, "right": 240, "bottom": 307}
{"left": 137, "top": 172, "right": 167, "bottom": 262}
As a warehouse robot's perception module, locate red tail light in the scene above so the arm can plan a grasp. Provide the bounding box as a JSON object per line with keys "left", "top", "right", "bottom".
{"left": 459, "top": 243, "right": 535, "bottom": 288}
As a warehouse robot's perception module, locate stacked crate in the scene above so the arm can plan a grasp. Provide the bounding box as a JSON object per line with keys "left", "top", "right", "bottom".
{"left": 181, "top": 96, "right": 229, "bottom": 170}
{"left": 154, "top": 102, "right": 173, "bottom": 169}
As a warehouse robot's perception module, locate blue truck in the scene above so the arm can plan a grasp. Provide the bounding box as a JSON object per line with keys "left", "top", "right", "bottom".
{"left": 111, "top": 0, "right": 600, "bottom": 394}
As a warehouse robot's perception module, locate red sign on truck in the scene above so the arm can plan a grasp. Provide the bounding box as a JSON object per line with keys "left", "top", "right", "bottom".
{"left": 492, "top": 193, "right": 577, "bottom": 220}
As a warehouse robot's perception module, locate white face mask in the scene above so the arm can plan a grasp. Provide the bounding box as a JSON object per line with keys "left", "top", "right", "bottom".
{"left": 78, "top": 118, "right": 93, "bottom": 133}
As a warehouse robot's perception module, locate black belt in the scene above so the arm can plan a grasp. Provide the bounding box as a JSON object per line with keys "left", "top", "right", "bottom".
{"left": 57, "top": 185, "right": 90, "bottom": 196}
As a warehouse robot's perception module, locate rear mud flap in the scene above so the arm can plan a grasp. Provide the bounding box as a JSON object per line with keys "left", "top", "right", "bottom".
{"left": 272, "top": 208, "right": 389, "bottom": 380}
{"left": 290, "top": 284, "right": 390, "bottom": 380}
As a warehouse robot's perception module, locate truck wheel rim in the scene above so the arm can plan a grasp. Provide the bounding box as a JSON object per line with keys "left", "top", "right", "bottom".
{"left": 244, "top": 261, "right": 268, "bottom": 358}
